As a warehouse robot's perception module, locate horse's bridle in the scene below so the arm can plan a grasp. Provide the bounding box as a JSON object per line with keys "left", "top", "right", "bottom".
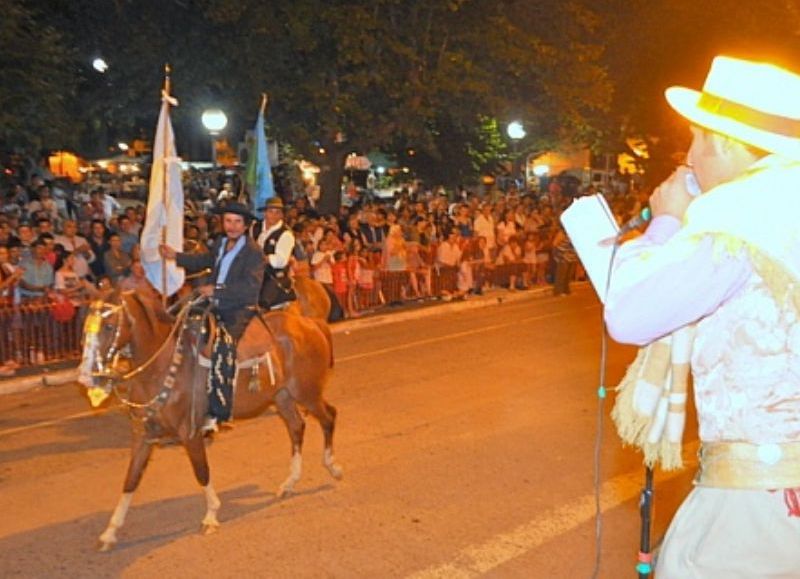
{"left": 83, "top": 295, "right": 196, "bottom": 409}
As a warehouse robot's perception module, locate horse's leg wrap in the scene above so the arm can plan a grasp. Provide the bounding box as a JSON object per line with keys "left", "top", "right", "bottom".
{"left": 201, "top": 483, "right": 221, "bottom": 534}
{"left": 98, "top": 492, "right": 133, "bottom": 551}
{"left": 278, "top": 449, "right": 303, "bottom": 498}
{"left": 323, "top": 448, "right": 343, "bottom": 480}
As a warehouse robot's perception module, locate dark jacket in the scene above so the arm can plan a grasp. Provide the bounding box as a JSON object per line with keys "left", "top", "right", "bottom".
{"left": 177, "top": 236, "right": 264, "bottom": 312}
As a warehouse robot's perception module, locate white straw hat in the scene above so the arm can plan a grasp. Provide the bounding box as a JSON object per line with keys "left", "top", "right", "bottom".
{"left": 666, "top": 56, "right": 800, "bottom": 159}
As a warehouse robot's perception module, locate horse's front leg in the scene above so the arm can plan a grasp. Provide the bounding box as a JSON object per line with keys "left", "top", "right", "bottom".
{"left": 184, "top": 434, "right": 220, "bottom": 535}
{"left": 98, "top": 433, "right": 153, "bottom": 551}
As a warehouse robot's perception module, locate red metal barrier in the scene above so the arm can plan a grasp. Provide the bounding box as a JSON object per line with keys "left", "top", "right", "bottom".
{"left": 347, "top": 259, "right": 553, "bottom": 315}
{"left": 0, "top": 299, "right": 88, "bottom": 368}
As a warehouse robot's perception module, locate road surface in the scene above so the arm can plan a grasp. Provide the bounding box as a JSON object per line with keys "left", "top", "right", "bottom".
{"left": 0, "top": 287, "right": 696, "bottom": 578}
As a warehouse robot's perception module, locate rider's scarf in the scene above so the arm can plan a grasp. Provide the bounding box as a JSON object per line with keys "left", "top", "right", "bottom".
{"left": 215, "top": 236, "right": 246, "bottom": 285}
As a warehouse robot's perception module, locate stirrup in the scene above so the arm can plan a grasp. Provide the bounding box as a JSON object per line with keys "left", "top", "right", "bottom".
{"left": 202, "top": 416, "right": 219, "bottom": 434}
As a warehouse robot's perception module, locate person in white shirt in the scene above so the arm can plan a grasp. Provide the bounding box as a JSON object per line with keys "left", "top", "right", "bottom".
{"left": 473, "top": 203, "right": 496, "bottom": 252}
{"left": 311, "top": 239, "right": 334, "bottom": 287}
{"left": 54, "top": 219, "right": 95, "bottom": 280}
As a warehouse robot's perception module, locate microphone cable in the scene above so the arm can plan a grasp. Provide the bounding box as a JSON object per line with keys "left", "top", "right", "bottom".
{"left": 590, "top": 223, "right": 625, "bottom": 579}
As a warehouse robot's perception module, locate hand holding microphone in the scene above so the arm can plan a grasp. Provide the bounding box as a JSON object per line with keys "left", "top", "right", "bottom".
{"left": 649, "top": 165, "right": 701, "bottom": 221}
{"left": 606, "top": 167, "right": 702, "bottom": 244}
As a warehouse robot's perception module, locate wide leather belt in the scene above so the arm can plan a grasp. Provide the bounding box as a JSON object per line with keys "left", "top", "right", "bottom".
{"left": 695, "top": 441, "right": 800, "bottom": 489}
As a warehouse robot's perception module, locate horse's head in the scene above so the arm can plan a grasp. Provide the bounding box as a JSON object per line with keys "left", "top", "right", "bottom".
{"left": 78, "top": 291, "right": 131, "bottom": 407}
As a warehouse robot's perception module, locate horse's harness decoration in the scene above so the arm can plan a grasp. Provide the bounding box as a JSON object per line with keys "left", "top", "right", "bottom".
{"left": 82, "top": 296, "right": 277, "bottom": 435}
{"left": 82, "top": 298, "right": 195, "bottom": 427}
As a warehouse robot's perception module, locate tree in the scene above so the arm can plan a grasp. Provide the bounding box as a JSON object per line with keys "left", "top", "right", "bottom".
{"left": 11, "top": 0, "right": 612, "bottom": 208}
{"left": 0, "top": 0, "right": 78, "bottom": 151}
{"left": 197, "top": 0, "right": 611, "bottom": 212}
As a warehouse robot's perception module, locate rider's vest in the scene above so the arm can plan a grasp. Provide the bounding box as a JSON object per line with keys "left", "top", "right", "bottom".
{"left": 263, "top": 225, "right": 290, "bottom": 279}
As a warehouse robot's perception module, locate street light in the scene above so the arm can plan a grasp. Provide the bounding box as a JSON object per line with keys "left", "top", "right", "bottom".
{"left": 506, "top": 121, "right": 526, "bottom": 140}
{"left": 201, "top": 108, "right": 228, "bottom": 167}
{"left": 506, "top": 121, "right": 526, "bottom": 190}
{"left": 92, "top": 57, "right": 109, "bottom": 73}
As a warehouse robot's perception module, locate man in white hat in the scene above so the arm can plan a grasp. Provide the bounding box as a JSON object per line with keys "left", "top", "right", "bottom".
{"left": 256, "top": 197, "right": 296, "bottom": 308}
{"left": 605, "top": 56, "right": 800, "bottom": 576}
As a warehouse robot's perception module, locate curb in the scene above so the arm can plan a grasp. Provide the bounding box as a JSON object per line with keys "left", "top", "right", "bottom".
{"left": 329, "top": 285, "right": 554, "bottom": 334}
{"left": 0, "top": 367, "right": 79, "bottom": 396}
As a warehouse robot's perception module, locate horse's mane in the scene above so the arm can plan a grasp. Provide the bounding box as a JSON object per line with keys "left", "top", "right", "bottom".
{"left": 122, "top": 287, "right": 176, "bottom": 335}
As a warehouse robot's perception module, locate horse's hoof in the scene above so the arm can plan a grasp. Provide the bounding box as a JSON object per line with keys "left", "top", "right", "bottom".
{"left": 97, "top": 540, "right": 116, "bottom": 552}
{"left": 201, "top": 523, "right": 219, "bottom": 536}
{"left": 277, "top": 485, "right": 293, "bottom": 498}
{"left": 328, "top": 464, "right": 344, "bottom": 480}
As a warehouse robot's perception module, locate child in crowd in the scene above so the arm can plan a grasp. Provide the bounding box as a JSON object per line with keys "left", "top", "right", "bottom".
{"left": 356, "top": 243, "right": 384, "bottom": 308}
{"left": 347, "top": 239, "right": 365, "bottom": 313}
{"left": 331, "top": 250, "right": 355, "bottom": 318}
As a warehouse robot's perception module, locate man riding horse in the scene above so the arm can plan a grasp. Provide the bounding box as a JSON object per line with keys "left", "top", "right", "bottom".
{"left": 159, "top": 201, "right": 263, "bottom": 432}
{"left": 256, "top": 197, "right": 297, "bottom": 310}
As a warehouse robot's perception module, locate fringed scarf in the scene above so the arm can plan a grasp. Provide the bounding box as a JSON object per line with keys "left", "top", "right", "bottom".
{"left": 612, "top": 325, "right": 695, "bottom": 471}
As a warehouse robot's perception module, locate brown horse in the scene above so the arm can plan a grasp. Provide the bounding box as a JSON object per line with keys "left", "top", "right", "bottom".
{"left": 289, "top": 275, "right": 331, "bottom": 320}
{"left": 78, "top": 286, "right": 341, "bottom": 551}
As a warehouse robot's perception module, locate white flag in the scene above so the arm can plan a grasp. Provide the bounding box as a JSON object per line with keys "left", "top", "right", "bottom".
{"left": 140, "top": 94, "right": 185, "bottom": 296}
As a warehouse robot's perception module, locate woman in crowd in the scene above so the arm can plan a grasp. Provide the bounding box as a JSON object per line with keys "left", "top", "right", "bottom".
{"left": 495, "top": 209, "right": 518, "bottom": 248}
{"left": 382, "top": 224, "right": 410, "bottom": 302}
{"left": 496, "top": 234, "right": 528, "bottom": 290}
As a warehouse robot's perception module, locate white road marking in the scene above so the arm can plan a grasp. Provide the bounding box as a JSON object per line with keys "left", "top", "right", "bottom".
{"left": 338, "top": 309, "right": 577, "bottom": 364}
{"left": 0, "top": 408, "right": 109, "bottom": 438}
{"left": 407, "top": 446, "right": 697, "bottom": 579}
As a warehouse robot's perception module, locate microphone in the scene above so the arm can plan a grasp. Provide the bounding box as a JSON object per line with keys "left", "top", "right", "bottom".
{"left": 618, "top": 207, "right": 652, "bottom": 235}
{"left": 617, "top": 172, "right": 702, "bottom": 236}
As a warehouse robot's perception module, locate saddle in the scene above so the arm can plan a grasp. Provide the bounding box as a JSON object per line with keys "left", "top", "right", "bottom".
{"left": 198, "top": 311, "right": 284, "bottom": 390}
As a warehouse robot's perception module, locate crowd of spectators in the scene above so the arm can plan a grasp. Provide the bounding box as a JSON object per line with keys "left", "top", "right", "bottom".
{"left": 0, "top": 169, "right": 647, "bottom": 373}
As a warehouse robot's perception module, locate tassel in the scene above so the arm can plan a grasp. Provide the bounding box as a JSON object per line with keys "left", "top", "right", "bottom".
{"left": 248, "top": 363, "right": 260, "bottom": 392}
{"left": 785, "top": 488, "right": 800, "bottom": 517}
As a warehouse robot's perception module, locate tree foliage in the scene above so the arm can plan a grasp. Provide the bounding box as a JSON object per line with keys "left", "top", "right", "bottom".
{"left": 0, "top": 0, "right": 78, "bottom": 151}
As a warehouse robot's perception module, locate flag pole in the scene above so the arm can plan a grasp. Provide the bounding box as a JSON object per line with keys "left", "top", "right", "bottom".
{"left": 161, "top": 63, "right": 171, "bottom": 306}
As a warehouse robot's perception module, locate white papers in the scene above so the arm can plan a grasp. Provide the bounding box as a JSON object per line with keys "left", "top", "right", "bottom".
{"left": 559, "top": 194, "right": 619, "bottom": 303}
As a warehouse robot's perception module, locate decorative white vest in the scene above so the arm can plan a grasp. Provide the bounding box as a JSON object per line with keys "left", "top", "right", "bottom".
{"left": 693, "top": 270, "right": 800, "bottom": 443}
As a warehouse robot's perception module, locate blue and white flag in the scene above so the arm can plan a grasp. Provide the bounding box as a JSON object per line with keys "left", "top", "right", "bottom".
{"left": 246, "top": 96, "right": 275, "bottom": 220}
{"left": 140, "top": 90, "right": 185, "bottom": 296}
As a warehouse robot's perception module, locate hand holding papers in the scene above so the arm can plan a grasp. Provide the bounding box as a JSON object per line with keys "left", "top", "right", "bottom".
{"left": 559, "top": 194, "right": 620, "bottom": 303}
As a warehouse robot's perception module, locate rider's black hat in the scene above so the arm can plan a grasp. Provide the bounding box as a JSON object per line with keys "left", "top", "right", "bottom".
{"left": 212, "top": 201, "right": 254, "bottom": 221}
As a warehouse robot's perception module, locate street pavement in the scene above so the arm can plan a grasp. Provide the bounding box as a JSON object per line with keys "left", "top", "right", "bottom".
{"left": 0, "top": 285, "right": 696, "bottom": 578}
